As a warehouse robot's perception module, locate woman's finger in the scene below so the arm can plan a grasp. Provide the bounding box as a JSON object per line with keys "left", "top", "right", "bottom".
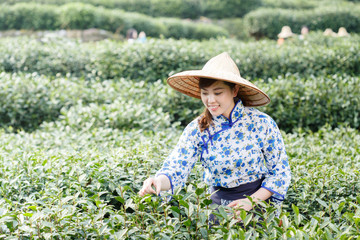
{"left": 139, "top": 178, "right": 157, "bottom": 196}
{"left": 147, "top": 186, "right": 157, "bottom": 195}
{"left": 139, "top": 186, "right": 156, "bottom": 196}
{"left": 227, "top": 200, "right": 239, "bottom": 208}
{"left": 154, "top": 182, "right": 161, "bottom": 196}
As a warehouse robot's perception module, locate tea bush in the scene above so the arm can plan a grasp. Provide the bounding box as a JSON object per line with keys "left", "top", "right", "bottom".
{"left": 258, "top": 74, "right": 360, "bottom": 132}
{"left": 261, "top": 0, "right": 318, "bottom": 9}
{"left": 216, "top": 18, "right": 251, "bottom": 40}
{"left": 0, "top": 123, "right": 358, "bottom": 238}
{"left": 0, "top": 72, "right": 359, "bottom": 133}
{"left": 0, "top": 3, "right": 60, "bottom": 30}
{"left": 0, "top": 72, "right": 74, "bottom": 131}
{"left": 0, "top": 38, "right": 91, "bottom": 77}
{"left": 0, "top": 34, "right": 358, "bottom": 81}
{"left": 201, "top": 0, "right": 262, "bottom": 18}
{"left": 0, "top": 73, "right": 179, "bottom": 131}
{"left": 0, "top": 0, "right": 262, "bottom": 19}
{"left": 67, "top": 74, "right": 360, "bottom": 134}
{"left": 0, "top": 2, "right": 228, "bottom": 39}
{"left": 60, "top": 99, "right": 172, "bottom": 131}
{"left": 80, "top": 34, "right": 360, "bottom": 81}
{"left": 285, "top": 126, "right": 360, "bottom": 219}
{"left": 0, "top": 3, "right": 359, "bottom": 238}
{"left": 244, "top": 5, "right": 360, "bottom": 39}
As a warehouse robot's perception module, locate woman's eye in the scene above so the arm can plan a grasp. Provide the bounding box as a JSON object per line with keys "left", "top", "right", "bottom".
{"left": 215, "top": 92, "right": 222, "bottom": 95}
{"left": 201, "top": 92, "right": 208, "bottom": 96}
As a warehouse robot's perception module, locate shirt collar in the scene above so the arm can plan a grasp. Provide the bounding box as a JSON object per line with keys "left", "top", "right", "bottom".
{"left": 212, "top": 99, "right": 244, "bottom": 125}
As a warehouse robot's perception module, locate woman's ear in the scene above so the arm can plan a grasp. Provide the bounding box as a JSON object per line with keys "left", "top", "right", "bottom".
{"left": 233, "top": 85, "right": 240, "bottom": 97}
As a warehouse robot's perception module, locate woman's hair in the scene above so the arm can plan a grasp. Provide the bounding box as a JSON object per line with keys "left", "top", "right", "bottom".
{"left": 198, "top": 78, "right": 237, "bottom": 132}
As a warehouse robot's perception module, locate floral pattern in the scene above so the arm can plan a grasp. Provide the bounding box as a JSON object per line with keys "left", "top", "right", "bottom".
{"left": 156, "top": 100, "right": 291, "bottom": 201}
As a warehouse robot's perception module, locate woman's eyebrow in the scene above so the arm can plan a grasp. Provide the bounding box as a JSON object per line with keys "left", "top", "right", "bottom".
{"left": 213, "top": 87, "right": 225, "bottom": 90}
{"left": 201, "top": 87, "right": 225, "bottom": 91}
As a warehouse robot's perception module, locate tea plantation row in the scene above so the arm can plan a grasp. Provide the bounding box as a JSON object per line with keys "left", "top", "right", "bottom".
{"left": 0, "top": 72, "right": 359, "bottom": 133}
{"left": 1, "top": 1, "right": 359, "bottom": 39}
{"left": 0, "top": 0, "right": 261, "bottom": 19}
{"left": 0, "top": 31, "right": 359, "bottom": 239}
{"left": 0, "top": 33, "right": 358, "bottom": 82}
{"left": 0, "top": 123, "right": 358, "bottom": 238}
{"left": 245, "top": 4, "right": 360, "bottom": 39}
{"left": 0, "top": 2, "right": 228, "bottom": 39}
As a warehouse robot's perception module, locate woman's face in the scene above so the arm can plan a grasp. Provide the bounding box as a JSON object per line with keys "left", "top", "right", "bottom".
{"left": 200, "top": 81, "right": 239, "bottom": 119}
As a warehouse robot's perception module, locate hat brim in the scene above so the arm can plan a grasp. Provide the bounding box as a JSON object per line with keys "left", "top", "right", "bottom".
{"left": 167, "top": 70, "right": 270, "bottom": 107}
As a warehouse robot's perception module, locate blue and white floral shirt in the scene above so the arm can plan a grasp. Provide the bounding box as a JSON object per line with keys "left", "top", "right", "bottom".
{"left": 156, "top": 100, "right": 291, "bottom": 201}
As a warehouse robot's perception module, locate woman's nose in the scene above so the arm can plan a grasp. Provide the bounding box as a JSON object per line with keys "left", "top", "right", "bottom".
{"left": 208, "top": 94, "right": 215, "bottom": 103}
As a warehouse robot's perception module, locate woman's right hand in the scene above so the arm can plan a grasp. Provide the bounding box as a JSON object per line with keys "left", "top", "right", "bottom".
{"left": 138, "top": 177, "right": 162, "bottom": 197}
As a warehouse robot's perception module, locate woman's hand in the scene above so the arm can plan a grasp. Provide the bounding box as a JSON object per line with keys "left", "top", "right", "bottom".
{"left": 139, "top": 175, "right": 172, "bottom": 197}
{"left": 228, "top": 187, "right": 273, "bottom": 212}
{"left": 139, "top": 177, "right": 162, "bottom": 197}
{"left": 227, "top": 198, "right": 253, "bottom": 211}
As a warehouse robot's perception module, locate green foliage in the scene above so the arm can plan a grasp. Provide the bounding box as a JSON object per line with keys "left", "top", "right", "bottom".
{"left": 146, "top": 0, "right": 203, "bottom": 19}
{"left": 0, "top": 11, "right": 359, "bottom": 237}
{"left": 216, "top": 18, "right": 251, "bottom": 40}
{"left": 0, "top": 123, "right": 358, "bottom": 238}
{"left": 1, "top": 71, "right": 358, "bottom": 135}
{"left": 0, "top": 73, "right": 68, "bottom": 131}
{"left": 0, "top": 34, "right": 358, "bottom": 82}
{"left": 0, "top": 3, "right": 59, "bottom": 30}
{"left": 0, "top": 0, "right": 261, "bottom": 19}
{"left": 59, "top": 80, "right": 174, "bottom": 131}
{"left": 0, "top": 2, "right": 227, "bottom": 39}
{"left": 0, "top": 73, "right": 178, "bottom": 132}
{"left": 202, "top": 0, "right": 262, "bottom": 18}
{"left": 261, "top": 0, "right": 318, "bottom": 9}
{"left": 159, "top": 18, "right": 228, "bottom": 40}
{"left": 0, "top": 38, "right": 91, "bottom": 77}
{"left": 259, "top": 74, "right": 360, "bottom": 132}
{"left": 58, "top": 3, "right": 111, "bottom": 30}
{"left": 91, "top": 35, "right": 359, "bottom": 81}
{"left": 244, "top": 5, "right": 360, "bottom": 39}
{"left": 285, "top": 126, "right": 360, "bottom": 221}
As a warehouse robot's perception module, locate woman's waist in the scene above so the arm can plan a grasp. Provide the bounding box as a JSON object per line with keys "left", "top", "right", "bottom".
{"left": 210, "top": 177, "right": 265, "bottom": 201}
{"left": 212, "top": 176, "right": 265, "bottom": 192}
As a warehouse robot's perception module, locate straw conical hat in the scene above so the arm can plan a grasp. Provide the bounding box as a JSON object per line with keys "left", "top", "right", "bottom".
{"left": 277, "top": 26, "right": 295, "bottom": 39}
{"left": 323, "top": 28, "right": 336, "bottom": 37}
{"left": 337, "top": 27, "right": 349, "bottom": 37}
{"left": 167, "top": 52, "right": 270, "bottom": 107}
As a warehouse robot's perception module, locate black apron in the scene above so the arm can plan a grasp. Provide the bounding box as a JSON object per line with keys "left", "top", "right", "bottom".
{"left": 210, "top": 177, "right": 264, "bottom": 206}
{"left": 209, "top": 177, "right": 270, "bottom": 225}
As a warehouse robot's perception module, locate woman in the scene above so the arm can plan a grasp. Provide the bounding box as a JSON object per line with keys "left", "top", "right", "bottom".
{"left": 139, "top": 52, "right": 291, "bottom": 216}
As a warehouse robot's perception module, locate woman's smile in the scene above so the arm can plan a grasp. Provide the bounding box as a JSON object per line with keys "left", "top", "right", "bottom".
{"left": 208, "top": 105, "right": 220, "bottom": 112}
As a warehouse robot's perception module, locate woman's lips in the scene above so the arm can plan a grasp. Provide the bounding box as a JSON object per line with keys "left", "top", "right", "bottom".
{"left": 208, "top": 105, "right": 219, "bottom": 111}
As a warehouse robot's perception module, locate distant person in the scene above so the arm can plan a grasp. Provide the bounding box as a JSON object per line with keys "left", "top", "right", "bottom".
{"left": 137, "top": 31, "right": 147, "bottom": 43}
{"left": 299, "top": 26, "right": 309, "bottom": 40}
{"left": 126, "top": 28, "right": 138, "bottom": 43}
{"left": 337, "top": 27, "right": 350, "bottom": 37}
{"left": 277, "top": 26, "right": 295, "bottom": 46}
{"left": 323, "top": 28, "right": 337, "bottom": 37}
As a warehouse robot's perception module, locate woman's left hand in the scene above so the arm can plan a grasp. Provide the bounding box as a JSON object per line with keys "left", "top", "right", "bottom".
{"left": 227, "top": 198, "right": 253, "bottom": 212}
{"left": 228, "top": 187, "right": 273, "bottom": 213}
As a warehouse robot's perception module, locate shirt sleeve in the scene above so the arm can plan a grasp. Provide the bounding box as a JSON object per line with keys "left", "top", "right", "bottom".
{"left": 261, "top": 117, "right": 291, "bottom": 201}
{"left": 155, "top": 120, "right": 201, "bottom": 194}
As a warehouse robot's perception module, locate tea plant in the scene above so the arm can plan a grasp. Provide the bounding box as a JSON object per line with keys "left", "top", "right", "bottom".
{"left": 0, "top": 124, "right": 358, "bottom": 239}
{"left": 0, "top": 34, "right": 358, "bottom": 81}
